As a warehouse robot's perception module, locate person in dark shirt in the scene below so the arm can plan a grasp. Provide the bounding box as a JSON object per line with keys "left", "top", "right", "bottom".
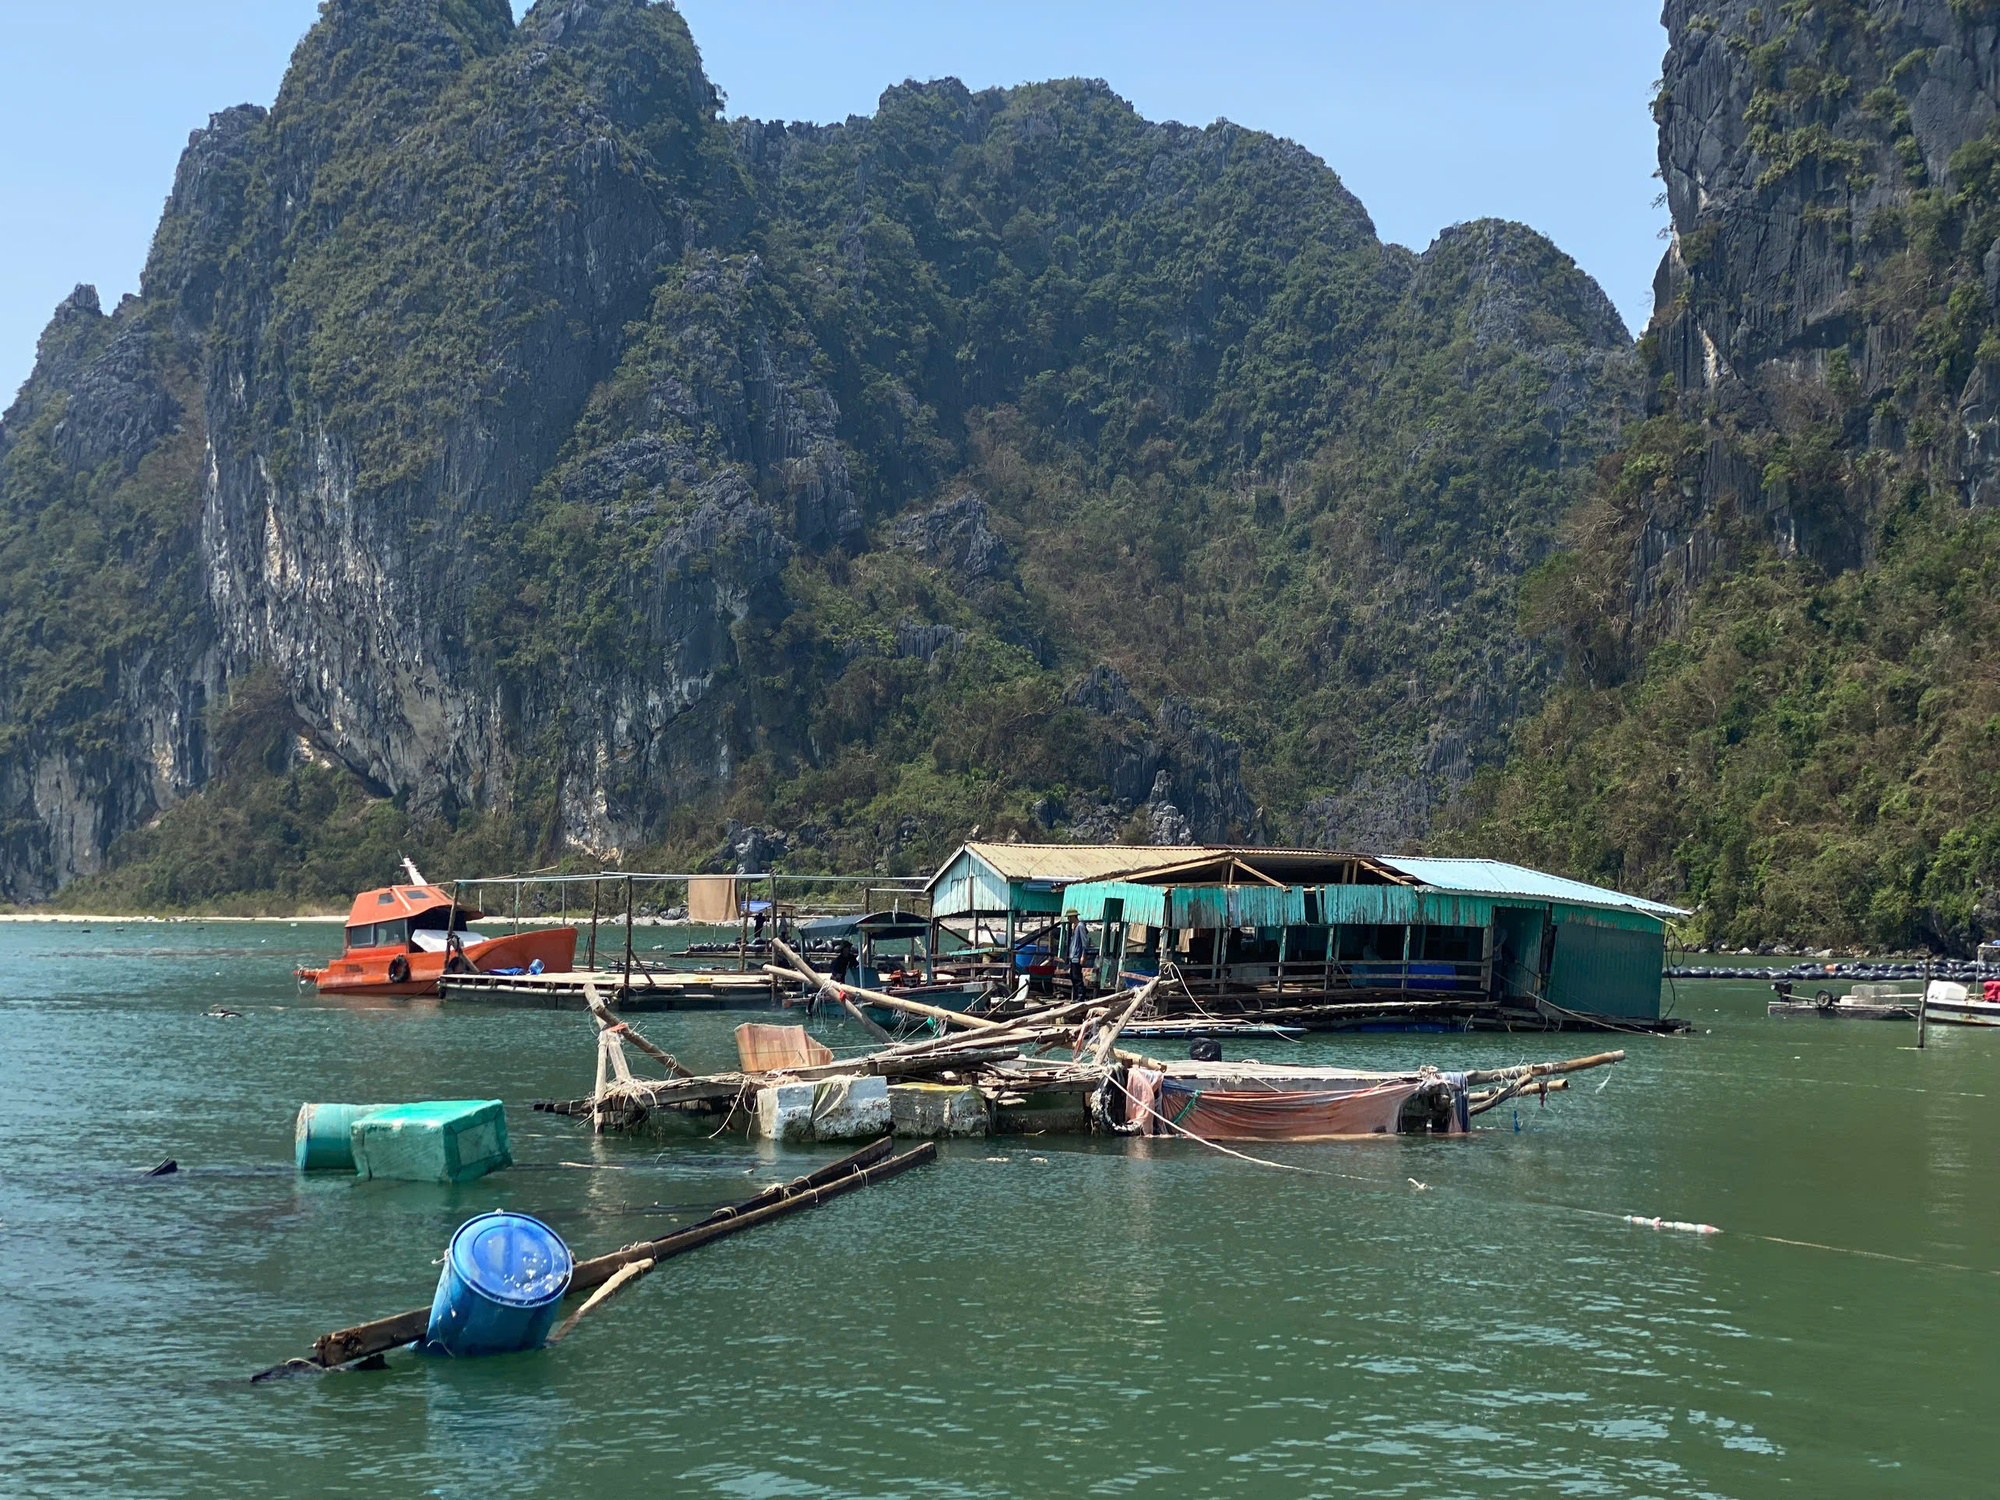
{"left": 831, "top": 938, "right": 858, "bottom": 986}
{"left": 1063, "top": 910, "right": 1092, "bottom": 1000}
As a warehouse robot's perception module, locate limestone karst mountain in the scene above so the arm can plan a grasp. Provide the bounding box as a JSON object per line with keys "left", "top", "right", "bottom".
{"left": 0, "top": 0, "right": 1638, "bottom": 905}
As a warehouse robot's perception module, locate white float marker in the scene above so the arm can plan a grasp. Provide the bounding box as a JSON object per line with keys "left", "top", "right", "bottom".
{"left": 1624, "top": 1215, "right": 1721, "bottom": 1235}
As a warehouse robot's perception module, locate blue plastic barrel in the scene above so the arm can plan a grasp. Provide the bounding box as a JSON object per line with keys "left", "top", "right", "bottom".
{"left": 424, "top": 1212, "right": 573, "bottom": 1357}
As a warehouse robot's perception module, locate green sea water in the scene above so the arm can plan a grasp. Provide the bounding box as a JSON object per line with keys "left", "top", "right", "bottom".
{"left": 2, "top": 920, "right": 1995, "bottom": 1498}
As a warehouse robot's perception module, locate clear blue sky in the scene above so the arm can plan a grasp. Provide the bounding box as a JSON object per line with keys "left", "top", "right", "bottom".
{"left": 0, "top": 1, "right": 1667, "bottom": 406}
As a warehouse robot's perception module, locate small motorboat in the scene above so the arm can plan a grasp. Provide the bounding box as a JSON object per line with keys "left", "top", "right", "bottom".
{"left": 297, "top": 861, "right": 578, "bottom": 997}
{"left": 1918, "top": 977, "right": 2000, "bottom": 1027}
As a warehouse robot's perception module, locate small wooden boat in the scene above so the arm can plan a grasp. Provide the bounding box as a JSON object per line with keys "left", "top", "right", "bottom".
{"left": 796, "top": 911, "right": 985, "bottom": 1023}
{"left": 298, "top": 865, "right": 577, "bottom": 997}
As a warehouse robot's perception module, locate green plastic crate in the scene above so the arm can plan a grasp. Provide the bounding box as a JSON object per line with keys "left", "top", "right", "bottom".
{"left": 349, "top": 1100, "right": 512, "bottom": 1183}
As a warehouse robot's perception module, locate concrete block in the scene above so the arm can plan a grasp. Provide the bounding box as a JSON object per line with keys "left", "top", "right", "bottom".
{"left": 889, "top": 1082, "right": 991, "bottom": 1137}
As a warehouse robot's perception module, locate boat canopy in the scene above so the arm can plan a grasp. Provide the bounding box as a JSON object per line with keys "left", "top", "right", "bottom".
{"left": 799, "top": 911, "right": 930, "bottom": 943}
{"left": 344, "top": 885, "right": 484, "bottom": 927}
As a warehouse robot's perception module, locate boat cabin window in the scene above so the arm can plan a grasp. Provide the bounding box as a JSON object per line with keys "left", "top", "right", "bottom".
{"left": 346, "top": 919, "right": 408, "bottom": 950}
{"left": 409, "top": 907, "right": 475, "bottom": 934}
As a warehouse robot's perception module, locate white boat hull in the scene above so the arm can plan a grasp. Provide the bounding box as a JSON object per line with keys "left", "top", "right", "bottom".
{"left": 1923, "top": 998, "right": 2000, "bottom": 1027}
{"left": 1922, "top": 980, "right": 2000, "bottom": 1027}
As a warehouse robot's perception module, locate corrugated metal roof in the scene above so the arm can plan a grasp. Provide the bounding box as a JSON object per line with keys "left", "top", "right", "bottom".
{"left": 941, "top": 843, "right": 1235, "bottom": 885}
{"left": 1375, "top": 857, "right": 1687, "bottom": 918}
{"left": 934, "top": 843, "right": 1404, "bottom": 889}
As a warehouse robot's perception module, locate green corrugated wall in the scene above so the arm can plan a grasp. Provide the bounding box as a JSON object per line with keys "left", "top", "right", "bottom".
{"left": 1546, "top": 917, "right": 1664, "bottom": 1017}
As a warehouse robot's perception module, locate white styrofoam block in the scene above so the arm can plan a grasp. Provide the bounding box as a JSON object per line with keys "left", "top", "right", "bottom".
{"left": 752, "top": 1081, "right": 816, "bottom": 1142}
{"left": 889, "top": 1082, "right": 991, "bottom": 1137}
{"left": 810, "top": 1075, "right": 890, "bottom": 1140}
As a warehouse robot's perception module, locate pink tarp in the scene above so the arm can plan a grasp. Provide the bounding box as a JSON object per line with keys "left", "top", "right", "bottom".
{"left": 1138, "top": 1078, "right": 1423, "bottom": 1140}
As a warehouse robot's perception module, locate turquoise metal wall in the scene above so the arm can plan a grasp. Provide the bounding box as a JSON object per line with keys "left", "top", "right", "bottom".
{"left": 1546, "top": 919, "right": 1664, "bottom": 1018}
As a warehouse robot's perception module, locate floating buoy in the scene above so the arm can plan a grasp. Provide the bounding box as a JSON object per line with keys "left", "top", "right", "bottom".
{"left": 1624, "top": 1214, "right": 1720, "bottom": 1235}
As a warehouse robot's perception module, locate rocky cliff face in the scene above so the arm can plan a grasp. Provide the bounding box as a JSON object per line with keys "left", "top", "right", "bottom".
{"left": 1463, "top": 0, "right": 2000, "bottom": 950}
{"left": 1634, "top": 0, "right": 2000, "bottom": 632}
{"left": 0, "top": 0, "right": 1639, "bottom": 901}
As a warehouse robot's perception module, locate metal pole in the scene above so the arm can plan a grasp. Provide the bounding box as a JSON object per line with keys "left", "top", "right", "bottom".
{"left": 586, "top": 879, "right": 600, "bottom": 970}
{"left": 1919, "top": 955, "right": 1931, "bottom": 1048}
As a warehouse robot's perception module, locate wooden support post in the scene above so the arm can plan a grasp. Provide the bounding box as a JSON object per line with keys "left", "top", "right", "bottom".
{"left": 1919, "top": 956, "right": 1931, "bottom": 1048}
{"left": 583, "top": 979, "right": 691, "bottom": 1076}
{"left": 622, "top": 875, "right": 635, "bottom": 1001}
{"left": 1087, "top": 977, "right": 1157, "bottom": 1066}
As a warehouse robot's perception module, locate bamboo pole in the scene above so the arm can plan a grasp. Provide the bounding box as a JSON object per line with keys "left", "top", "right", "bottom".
{"left": 284, "top": 1140, "right": 924, "bottom": 1374}
{"left": 1086, "top": 977, "right": 1157, "bottom": 1066}
{"left": 582, "top": 979, "right": 692, "bottom": 1077}
{"left": 763, "top": 939, "right": 952, "bottom": 1046}
{"left": 1460, "top": 1050, "right": 1624, "bottom": 1087}
{"left": 768, "top": 941, "right": 1162, "bottom": 1069}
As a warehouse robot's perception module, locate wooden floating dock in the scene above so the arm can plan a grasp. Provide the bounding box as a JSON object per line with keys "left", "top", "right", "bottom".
{"left": 539, "top": 947, "right": 1629, "bottom": 1145}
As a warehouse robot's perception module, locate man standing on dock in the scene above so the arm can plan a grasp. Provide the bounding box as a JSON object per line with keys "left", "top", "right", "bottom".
{"left": 1063, "top": 909, "right": 1092, "bottom": 1001}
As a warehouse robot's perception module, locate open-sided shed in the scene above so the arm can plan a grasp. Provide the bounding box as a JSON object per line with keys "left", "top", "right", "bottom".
{"left": 1059, "top": 852, "right": 1685, "bottom": 1025}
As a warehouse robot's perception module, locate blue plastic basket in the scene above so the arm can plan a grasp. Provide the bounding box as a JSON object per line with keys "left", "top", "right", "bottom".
{"left": 424, "top": 1211, "right": 573, "bottom": 1357}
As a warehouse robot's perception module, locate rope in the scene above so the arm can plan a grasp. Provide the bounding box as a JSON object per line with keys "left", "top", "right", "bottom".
{"left": 1110, "top": 1082, "right": 1996, "bottom": 1279}
{"left": 1110, "top": 1075, "right": 1328, "bottom": 1175}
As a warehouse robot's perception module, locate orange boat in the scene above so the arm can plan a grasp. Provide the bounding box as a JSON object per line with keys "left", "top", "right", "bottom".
{"left": 297, "top": 870, "right": 578, "bottom": 997}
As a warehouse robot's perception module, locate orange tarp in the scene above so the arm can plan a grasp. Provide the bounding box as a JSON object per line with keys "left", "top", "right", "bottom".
{"left": 735, "top": 1023, "right": 834, "bottom": 1073}
{"left": 1160, "top": 1081, "right": 1421, "bottom": 1140}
